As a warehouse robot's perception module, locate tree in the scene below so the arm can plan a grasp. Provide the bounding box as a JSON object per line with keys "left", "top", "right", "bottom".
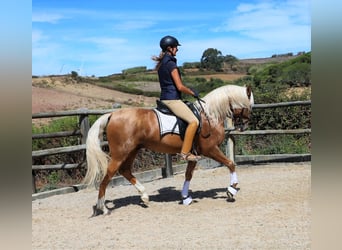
{"left": 71, "top": 71, "right": 78, "bottom": 79}
{"left": 70, "top": 71, "right": 80, "bottom": 83}
{"left": 200, "top": 48, "right": 224, "bottom": 71}
{"left": 223, "top": 54, "right": 238, "bottom": 71}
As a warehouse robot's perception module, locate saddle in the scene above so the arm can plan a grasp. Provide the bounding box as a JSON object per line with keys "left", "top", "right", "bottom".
{"left": 155, "top": 100, "right": 202, "bottom": 140}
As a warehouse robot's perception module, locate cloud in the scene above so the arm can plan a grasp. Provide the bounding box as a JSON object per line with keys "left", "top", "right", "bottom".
{"left": 83, "top": 37, "right": 127, "bottom": 47}
{"left": 32, "top": 13, "right": 66, "bottom": 23}
{"left": 32, "top": 1, "right": 311, "bottom": 76}
{"left": 216, "top": 1, "right": 310, "bottom": 37}
{"left": 206, "top": 0, "right": 310, "bottom": 58}
{"left": 113, "top": 20, "right": 156, "bottom": 31}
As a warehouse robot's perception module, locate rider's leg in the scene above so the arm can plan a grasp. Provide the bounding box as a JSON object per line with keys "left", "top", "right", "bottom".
{"left": 162, "top": 100, "right": 200, "bottom": 161}
{"left": 180, "top": 121, "right": 200, "bottom": 161}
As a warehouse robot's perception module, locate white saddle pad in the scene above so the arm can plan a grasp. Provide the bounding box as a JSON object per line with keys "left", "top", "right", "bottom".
{"left": 153, "top": 109, "right": 180, "bottom": 136}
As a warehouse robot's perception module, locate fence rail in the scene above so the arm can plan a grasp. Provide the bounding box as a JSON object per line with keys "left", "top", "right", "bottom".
{"left": 252, "top": 100, "right": 311, "bottom": 109}
{"left": 32, "top": 100, "right": 311, "bottom": 194}
{"left": 228, "top": 128, "right": 311, "bottom": 135}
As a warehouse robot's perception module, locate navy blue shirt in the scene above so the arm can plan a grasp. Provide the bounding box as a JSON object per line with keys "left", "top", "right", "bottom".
{"left": 158, "top": 54, "right": 182, "bottom": 100}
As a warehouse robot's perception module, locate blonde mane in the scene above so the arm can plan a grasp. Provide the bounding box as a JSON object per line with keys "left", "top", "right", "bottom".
{"left": 195, "top": 85, "right": 254, "bottom": 125}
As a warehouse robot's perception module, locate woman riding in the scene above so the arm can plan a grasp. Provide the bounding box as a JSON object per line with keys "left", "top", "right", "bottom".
{"left": 152, "top": 35, "right": 201, "bottom": 162}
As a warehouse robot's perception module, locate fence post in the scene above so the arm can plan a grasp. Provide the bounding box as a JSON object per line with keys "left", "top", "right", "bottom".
{"left": 162, "top": 154, "right": 173, "bottom": 178}
{"left": 32, "top": 171, "right": 37, "bottom": 194}
{"left": 226, "top": 118, "right": 235, "bottom": 163}
{"left": 79, "top": 109, "right": 90, "bottom": 145}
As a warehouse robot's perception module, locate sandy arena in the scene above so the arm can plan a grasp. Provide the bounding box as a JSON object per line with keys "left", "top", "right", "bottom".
{"left": 32, "top": 162, "right": 311, "bottom": 249}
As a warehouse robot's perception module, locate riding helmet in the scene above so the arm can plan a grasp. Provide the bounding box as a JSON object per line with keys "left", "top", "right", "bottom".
{"left": 160, "top": 35, "right": 181, "bottom": 52}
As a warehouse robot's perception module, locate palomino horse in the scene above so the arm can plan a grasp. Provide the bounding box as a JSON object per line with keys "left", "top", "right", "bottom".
{"left": 83, "top": 84, "right": 254, "bottom": 216}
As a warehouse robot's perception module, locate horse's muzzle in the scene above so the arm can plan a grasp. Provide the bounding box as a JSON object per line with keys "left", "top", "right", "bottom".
{"left": 238, "top": 123, "right": 248, "bottom": 132}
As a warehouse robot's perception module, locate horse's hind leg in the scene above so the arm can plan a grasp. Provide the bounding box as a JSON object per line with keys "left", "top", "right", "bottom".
{"left": 93, "top": 160, "right": 120, "bottom": 216}
{"left": 119, "top": 151, "right": 149, "bottom": 204}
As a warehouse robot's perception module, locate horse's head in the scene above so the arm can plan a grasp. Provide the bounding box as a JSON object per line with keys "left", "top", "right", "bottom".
{"left": 199, "top": 84, "right": 254, "bottom": 131}
{"left": 230, "top": 86, "right": 254, "bottom": 132}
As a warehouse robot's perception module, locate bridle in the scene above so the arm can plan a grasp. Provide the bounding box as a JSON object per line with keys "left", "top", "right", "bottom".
{"left": 233, "top": 108, "right": 248, "bottom": 131}
{"left": 196, "top": 96, "right": 251, "bottom": 136}
{"left": 228, "top": 99, "right": 251, "bottom": 132}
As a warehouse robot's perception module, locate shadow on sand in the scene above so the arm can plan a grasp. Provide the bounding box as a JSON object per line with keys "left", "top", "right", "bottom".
{"left": 104, "top": 186, "right": 233, "bottom": 212}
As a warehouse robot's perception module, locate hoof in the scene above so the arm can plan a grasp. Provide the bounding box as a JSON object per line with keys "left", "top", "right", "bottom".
{"left": 182, "top": 196, "right": 193, "bottom": 205}
{"left": 226, "top": 186, "right": 239, "bottom": 202}
{"left": 226, "top": 192, "right": 236, "bottom": 202}
{"left": 228, "top": 185, "right": 240, "bottom": 196}
{"left": 141, "top": 193, "right": 149, "bottom": 204}
{"left": 90, "top": 205, "right": 104, "bottom": 217}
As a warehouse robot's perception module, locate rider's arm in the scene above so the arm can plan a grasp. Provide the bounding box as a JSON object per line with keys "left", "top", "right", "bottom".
{"left": 171, "top": 68, "right": 196, "bottom": 96}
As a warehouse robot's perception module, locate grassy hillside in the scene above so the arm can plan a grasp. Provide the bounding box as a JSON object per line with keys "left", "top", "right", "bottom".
{"left": 235, "top": 52, "right": 311, "bottom": 103}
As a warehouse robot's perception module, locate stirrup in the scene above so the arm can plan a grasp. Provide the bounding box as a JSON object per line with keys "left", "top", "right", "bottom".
{"left": 180, "top": 153, "right": 201, "bottom": 162}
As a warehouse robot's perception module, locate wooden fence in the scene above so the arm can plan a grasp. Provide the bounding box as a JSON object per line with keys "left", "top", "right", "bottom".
{"left": 32, "top": 101, "right": 311, "bottom": 194}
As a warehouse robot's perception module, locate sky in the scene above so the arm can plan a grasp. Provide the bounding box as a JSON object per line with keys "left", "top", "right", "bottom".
{"left": 32, "top": 0, "right": 311, "bottom": 77}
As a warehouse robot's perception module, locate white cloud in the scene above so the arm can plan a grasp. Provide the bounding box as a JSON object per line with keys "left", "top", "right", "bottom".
{"left": 32, "top": 1, "right": 311, "bottom": 76}
{"left": 207, "top": 0, "right": 310, "bottom": 58}
{"left": 217, "top": 1, "right": 310, "bottom": 33}
{"left": 83, "top": 37, "right": 127, "bottom": 47}
{"left": 113, "top": 20, "right": 156, "bottom": 31}
{"left": 32, "top": 13, "right": 66, "bottom": 23}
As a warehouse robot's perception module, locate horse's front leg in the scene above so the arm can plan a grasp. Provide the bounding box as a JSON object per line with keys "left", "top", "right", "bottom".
{"left": 204, "top": 146, "right": 239, "bottom": 201}
{"left": 181, "top": 161, "right": 197, "bottom": 205}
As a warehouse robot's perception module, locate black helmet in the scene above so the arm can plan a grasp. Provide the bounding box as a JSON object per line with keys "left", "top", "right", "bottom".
{"left": 160, "top": 35, "right": 181, "bottom": 52}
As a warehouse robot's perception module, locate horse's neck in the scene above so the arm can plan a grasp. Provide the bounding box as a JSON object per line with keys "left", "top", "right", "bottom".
{"left": 201, "top": 112, "right": 224, "bottom": 127}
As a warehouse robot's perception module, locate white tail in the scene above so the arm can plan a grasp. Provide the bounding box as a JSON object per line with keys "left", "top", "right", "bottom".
{"left": 82, "top": 113, "right": 112, "bottom": 187}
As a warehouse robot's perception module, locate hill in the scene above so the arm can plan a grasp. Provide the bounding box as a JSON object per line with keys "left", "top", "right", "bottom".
{"left": 32, "top": 53, "right": 310, "bottom": 114}
{"left": 32, "top": 76, "right": 158, "bottom": 114}
{"left": 32, "top": 73, "right": 248, "bottom": 114}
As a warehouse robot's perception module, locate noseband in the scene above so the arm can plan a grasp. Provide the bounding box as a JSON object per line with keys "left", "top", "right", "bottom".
{"left": 230, "top": 102, "right": 249, "bottom": 132}
{"left": 234, "top": 107, "right": 247, "bottom": 131}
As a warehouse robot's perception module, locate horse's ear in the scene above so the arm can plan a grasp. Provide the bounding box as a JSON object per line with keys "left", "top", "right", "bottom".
{"left": 246, "top": 85, "right": 252, "bottom": 99}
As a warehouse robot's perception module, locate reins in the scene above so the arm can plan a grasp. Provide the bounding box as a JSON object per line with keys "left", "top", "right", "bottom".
{"left": 195, "top": 97, "right": 212, "bottom": 138}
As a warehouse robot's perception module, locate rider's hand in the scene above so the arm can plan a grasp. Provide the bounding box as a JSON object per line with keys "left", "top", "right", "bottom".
{"left": 191, "top": 88, "right": 199, "bottom": 98}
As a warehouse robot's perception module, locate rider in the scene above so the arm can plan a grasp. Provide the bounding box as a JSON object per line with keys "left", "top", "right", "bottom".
{"left": 152, "top": 35, "right": 201, "bottom": 162}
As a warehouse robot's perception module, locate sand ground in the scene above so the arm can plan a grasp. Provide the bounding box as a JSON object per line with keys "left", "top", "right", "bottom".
{"left": 32, "top": 162, "right": 311, "bottom": 249}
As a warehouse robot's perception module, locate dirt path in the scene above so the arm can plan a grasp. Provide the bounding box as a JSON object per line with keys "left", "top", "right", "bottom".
{"left": 32, "top": 162, "right": 311, "bottom": 249}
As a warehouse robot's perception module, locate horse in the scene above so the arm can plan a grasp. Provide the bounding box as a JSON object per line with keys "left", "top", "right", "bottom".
{"left": 83, "top": 84, "right": 254, "bottom": 216}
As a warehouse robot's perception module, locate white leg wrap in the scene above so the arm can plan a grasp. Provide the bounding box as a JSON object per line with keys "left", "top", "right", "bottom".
{"left": 96, "top": 197, "right": 105, "bottom": 210}
{"left": 141, "top": 192, "right": 149, "bottom": 203}
{"left": 134, "top": 180, "right": 149, "bottom": 203}
{"left": 96, "top": 197, "right": 109, "bottom": 214}
{"left": 134, "top": 180, "right": 146, "bottom": 194}
{"left": 183, "top": 196, "right": 193, "bottom": 205}
{"left": 181, "top": 180, "right": 190, "bottom": 198}
{"left": 228, "top": 186, "right": 238, "bottom": 196}
{"left": 230, "top": 172, "right": 238, "bottom": 186}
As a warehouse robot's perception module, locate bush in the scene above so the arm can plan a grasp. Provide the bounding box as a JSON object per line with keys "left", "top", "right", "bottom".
{"left": 251, "top": 52, "right": 311, "bottom": 89}
{"left": 235, "top": 134, "right": 310, "bottom": 155}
